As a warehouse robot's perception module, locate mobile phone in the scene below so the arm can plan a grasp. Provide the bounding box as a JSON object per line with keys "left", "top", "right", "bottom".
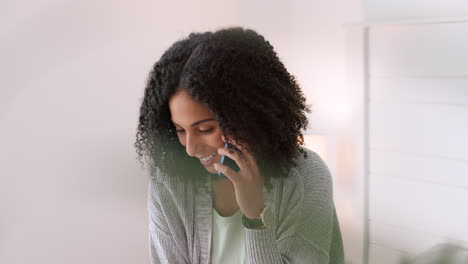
{"left": 217, "top": 142, "right": 241, "bottom": 178}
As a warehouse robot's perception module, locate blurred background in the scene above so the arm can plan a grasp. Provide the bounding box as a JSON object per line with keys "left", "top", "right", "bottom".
{"left": 1, "top": 0, "right": 468, "bottom": 263}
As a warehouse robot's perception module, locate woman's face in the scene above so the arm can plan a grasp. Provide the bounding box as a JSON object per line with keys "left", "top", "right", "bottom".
{"left": 168, "top": 89, "right": 225, "bottom": 174}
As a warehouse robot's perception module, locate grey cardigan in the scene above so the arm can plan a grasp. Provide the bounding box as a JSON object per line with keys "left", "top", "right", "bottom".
{"left": 148, "top": 147, "right": 344, "bottom": 263}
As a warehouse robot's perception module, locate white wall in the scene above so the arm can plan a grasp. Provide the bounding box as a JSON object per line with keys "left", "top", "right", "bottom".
{"left": 358, "top": 2, "right": 468, "bottom": 263}
{"left": 365, "top": 20, "right": 468, "bottom": 264}
{"left": 1, "top": 0, "right": 364, "bottom": 263}
{"left": 363, "top": 0, "right": 468, "bottom": 21}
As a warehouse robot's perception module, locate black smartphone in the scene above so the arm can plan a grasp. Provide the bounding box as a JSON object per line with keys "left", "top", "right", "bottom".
{"left": 217, "top": 142, "right": 241, "bottom": 178}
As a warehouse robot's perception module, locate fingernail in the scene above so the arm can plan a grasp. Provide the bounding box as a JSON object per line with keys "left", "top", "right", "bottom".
{"left": 213, "top": 163, "right": 219, "bottom": 170}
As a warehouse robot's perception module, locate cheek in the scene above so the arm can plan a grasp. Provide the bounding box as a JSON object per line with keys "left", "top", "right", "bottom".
{"left": 204, "top": 134, "right": 220, "bottom": 147}
{"left": 211, "top": 132, "right": 225, "bottom": 146}
{"left": 176, "top": 133, "right": 221, "bottom": 147}
{"left": 175, "top": 124, "right": 223, "bottom": 144}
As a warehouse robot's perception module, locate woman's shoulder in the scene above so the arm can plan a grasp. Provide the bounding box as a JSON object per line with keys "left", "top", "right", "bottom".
{"left": 148, "top": 167, "right": 180, "bottom": 199}
{"left": 149, "top": 166, "right": 207, "bottom": 199}
{"left": 279, "top": 146, "right": 333, "bottom": 194}
{"left": 296, "top": 145, "right": 330, "bottom": 170}
{"left": 149, "top": 167, "right": 189, "bottom": 187}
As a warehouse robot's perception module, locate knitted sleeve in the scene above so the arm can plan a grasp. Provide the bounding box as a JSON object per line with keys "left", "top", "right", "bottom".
{"left": 244, "top": 151, "right": 344, "bottom": 264}
{"left": 148, "top": 176, "right": 189, "bottom": 264}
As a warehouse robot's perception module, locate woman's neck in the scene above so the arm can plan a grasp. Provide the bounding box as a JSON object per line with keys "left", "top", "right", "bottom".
{"left": 211, "top": 178, "right": 239, "bottom": 217}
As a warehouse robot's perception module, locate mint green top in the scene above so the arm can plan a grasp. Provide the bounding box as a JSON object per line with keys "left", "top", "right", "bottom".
{"left": 210, "top": 208, "right": 246, "bottom": 264}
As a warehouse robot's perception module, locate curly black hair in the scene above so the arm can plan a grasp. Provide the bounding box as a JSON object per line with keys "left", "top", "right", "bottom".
{"left": 135, "top": 26, "right": 311, "bottom": 191}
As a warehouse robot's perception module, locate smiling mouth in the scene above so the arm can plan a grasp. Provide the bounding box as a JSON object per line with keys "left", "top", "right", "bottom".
{"left": 199, "top": 151, "right": 217, "bottom": 163}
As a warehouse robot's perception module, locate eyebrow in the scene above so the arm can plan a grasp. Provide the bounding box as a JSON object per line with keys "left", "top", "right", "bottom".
{"left": 172, "top": 118, "right": 216, "bottom": 127}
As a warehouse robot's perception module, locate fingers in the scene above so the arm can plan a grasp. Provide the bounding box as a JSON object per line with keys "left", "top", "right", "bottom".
{"left": 229, "top": 140, "right": 257, "bottom": 169}
{"left": 217, "top": 147, "right": 247, "bottom": 171}
{"left": 228, "top": 138, "right": 249, "bottom": 152}
{"left": 213, "top": 162, "right": 237, "bottom": 183}
{"left": 220, "top": 136, "right": 258, "bottom": 172}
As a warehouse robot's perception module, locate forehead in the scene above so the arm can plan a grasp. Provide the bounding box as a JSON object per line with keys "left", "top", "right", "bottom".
{"left": 168, "top": 89, "right": 215, "bottom": 124}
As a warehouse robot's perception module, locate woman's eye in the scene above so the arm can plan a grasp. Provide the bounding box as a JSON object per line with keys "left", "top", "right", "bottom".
{"left": 200, "top": 128, "right": 214, "bottom": 134}
{"left": 175, "top": 128, "right": 213, "bottom": 134}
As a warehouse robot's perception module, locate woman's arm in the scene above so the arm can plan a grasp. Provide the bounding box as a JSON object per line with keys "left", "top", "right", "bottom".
{"left": 147, "top": 176, "right": 188, "bottom": 264}
{"left": 244, "top": 227, "right": 330, "bottom": 264}
{"left": 243, "top": 207, "right": 343, "bottom": 264}
{"left": 244, "top": 152, "right": 344, "bottom": 264}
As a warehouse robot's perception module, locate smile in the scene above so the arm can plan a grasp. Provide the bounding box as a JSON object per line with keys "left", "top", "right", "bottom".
{"left": 200, "top": 151, "right": 217, "bottom": 162}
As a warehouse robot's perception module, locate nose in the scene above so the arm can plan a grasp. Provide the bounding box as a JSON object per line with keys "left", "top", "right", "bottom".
{"left": 184, "top": 133, "right": 199, "bottom": 158}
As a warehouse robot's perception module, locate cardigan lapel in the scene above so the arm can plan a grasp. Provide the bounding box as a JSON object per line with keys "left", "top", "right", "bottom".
{"left": 194, "top": 176, "right": 214, "bottom": 264}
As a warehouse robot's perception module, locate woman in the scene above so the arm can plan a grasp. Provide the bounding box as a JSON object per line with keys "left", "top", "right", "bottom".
{"left": 135, "top": 27, "right": 344, "bottom": 264}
